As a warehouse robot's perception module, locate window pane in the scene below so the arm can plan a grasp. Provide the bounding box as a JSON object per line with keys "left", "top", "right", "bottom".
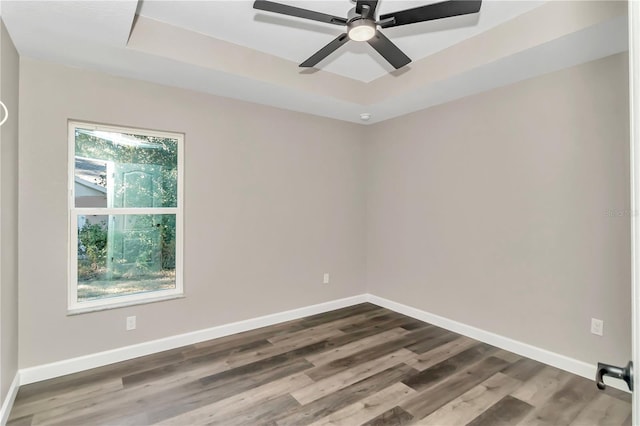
{"left": 77, "top": 214, "right": 177, "bottom": 302}
{"left": 74, "top": 128, "right": 178, "bottom": 208}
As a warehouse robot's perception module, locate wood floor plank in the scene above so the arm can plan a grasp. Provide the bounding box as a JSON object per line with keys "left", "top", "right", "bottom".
{"left": 517, "top": 376, "right": 601, "bottom": 426}
{"left": 188, "top": 304, "right": 383, "bottom": 356}
{"left": 305, "top": 327, "right": 409, "bottom": 366}
{"left": 336, "top": 312, "right": 408, "bottom": 334}
{"left": 148, "top": 359, "right": 315, "bottom": 423}
{"left": 297, "top": 304, "right": 382, "bottom": 329}
{"left": 182, "top": 334, "right": 274, "bottom": 361}
{"left": 199, "top": 340, "right": 324, "bottom": 387}
{"left": 27, "top": 358, "right": 230, "bottom": 424}
{"left": 14, "top": 347, "right": 187, "bottom": 406}
{"left": 404, "top": 327, "right": 459, "bottom": 354}
{"left": 7, "top": 304, "right": 631, "bottom": 426}
{"left": 274, "top": 364, "right": 417, "bottom": 426}
{"left": 418, "top": 372, "right": 522, "bottom": 426}
{"left": 339, "top": 315, "right": 431, "bottom": 338}
{"left": 291, "top": 349, "right": 414, "bottom": 405}
{"left": 602, "top": 385, "right": 633, "bottom": 404}
{"left": 266, "top": 315, "right": 357, "bottom": 345}
{"left": 205, "top": 393, "right": 300, "bottom": 426}
{"left": 307, "top": 382, "right": 415, "bottom": 426}
{"left": 156, "top": 373, "right": 313, "bottom": 425}
{"left": 360, "top": 406, "right": 414, "bottom": 426}
{"left": 493, "top": 350, "right": 523, "bottom": 363}
{"left": 122, "top": 340, "right": 264, "bottom": 387}
{"left": 121, "top": 358, "right": 229, "bottom": 396}
{"left": 226, "top": 328, "right": 343, "bottom": 368}
{"left": 230, "top": 321, "right": 415, "bottom": 375}
{"left": 35, "top": 357, "right": 311, "bottom": 426}
{"left": 227, "top": 325, "right": 416, "bottom": 374}
{"left": 6, "top": 415, "right": 33, "bottom": 426}
{"left": 466, "top": 395, "right": 534, "bottom": 426}
{"left": 9, "top": 378, "right": 123, "bottom": 419}
{"left": 510, "top": 366, "right": 574, "bottom": 407}
{"left": 400, "top": 356, "right": 510, "bottom": 420}
{"left": 568, "top": 393, "right": 631, "bottom": 426}
{"left": 305, "top": 327, "right": 443, "bottom": 382}
{"left": 189, "top": 322, "right": 308, "bottom": 352}
{"left": 501, "top": 358, "right": 546, "bottom": 382}
{"left": 398, "top": 318, "right": 431, "bottom": 331}
{"left": 108, "top": 412, "right": 150, "bottom": 426}
{"left": 405, "top": 335, "right": 477, "bottom": 371}
{"left": 402, "top": 343, "right": 497, "bottom": 392}
{"left": 29, "top": 382, "right": 158, "bottom": 425}
{"left": 267, "top": 310, "right": 387, "bottom": 345}
{"left": 25, "top": 380, "right": 162, "bottom": 424}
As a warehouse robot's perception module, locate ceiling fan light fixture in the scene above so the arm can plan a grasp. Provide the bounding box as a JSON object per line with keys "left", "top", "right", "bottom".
{"left": 347, "top": 19, "right": 375, "bottom": 41}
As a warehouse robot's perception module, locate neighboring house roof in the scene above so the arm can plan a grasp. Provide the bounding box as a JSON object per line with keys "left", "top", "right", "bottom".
{"left": 75, "top": 157, "right": 107, "bottom": 194}
{"left": 74, "top": 177, "right": 107, "bottom": 194}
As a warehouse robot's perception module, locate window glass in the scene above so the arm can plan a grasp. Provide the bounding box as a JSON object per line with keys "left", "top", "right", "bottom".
{"left": 74, "top": 128, "right": 178, "bottom": 208}
{"left": 76, "top": 214, "right": 177, "bottom": 302}
{"left": 70, "top": 123, "right": 183, "bottom": 311}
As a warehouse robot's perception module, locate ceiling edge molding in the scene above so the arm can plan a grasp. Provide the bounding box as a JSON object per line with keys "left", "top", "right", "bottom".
{"left": 127, "top": 1, "right": 627, "bottom": 110}
{"left": 365, "top": 15, "right": 628, "bottom": 124}
{"left": 365, "top": 0, "right": 628, "bottom": 103}
{"left": 127, "top": 15, "right": 369, "bottom": 105}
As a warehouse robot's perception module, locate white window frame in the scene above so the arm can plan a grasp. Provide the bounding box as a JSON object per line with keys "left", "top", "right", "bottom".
{"left": 68, "top": 121, "right": 184, "bottom": 314}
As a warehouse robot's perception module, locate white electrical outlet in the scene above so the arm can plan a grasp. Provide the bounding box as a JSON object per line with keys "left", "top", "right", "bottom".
{"left": 323, "top": 273, "right": 330, "bottom": 284}
{"left": 591, "top": 318, "right": 604, "bottom": 336}
{"left": 126, "top": 316, "right": 137, "bottom": 331}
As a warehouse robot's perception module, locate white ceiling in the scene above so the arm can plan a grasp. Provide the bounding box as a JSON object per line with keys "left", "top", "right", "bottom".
{"left": 0, "top": 1, "right": 629, "bottom": 124}
{"left": 138, "top": 0, "right": 544, "bottom": 83}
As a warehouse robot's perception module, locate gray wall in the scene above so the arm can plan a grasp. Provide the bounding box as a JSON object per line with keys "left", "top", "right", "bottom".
{"left": 18, "top": 58, "right": 367, "bottom": 368}
{"left": 15, "top": 51, "right": 633, "bottom": 372}
{"left": 0, "top": 20, "right": 20, "bottom": 401}
{"left": 365, "top": 53, "right": 631, "bottom": 367}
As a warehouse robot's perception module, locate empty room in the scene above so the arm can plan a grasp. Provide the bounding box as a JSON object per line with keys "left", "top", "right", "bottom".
{"left": 0, "top": 0, "right": 639, "bottom": 424}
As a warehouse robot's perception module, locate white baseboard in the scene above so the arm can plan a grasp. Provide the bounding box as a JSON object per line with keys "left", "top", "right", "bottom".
{"left": 366, "top": 294, "right": 629, "bottom": 393}
{"left": 15, "top": 291, "right": 627, "bottom": 405}
{"left": 0, "top": 373, "right": 20, "bottom": 426}
{"left": 19, "top": 294, "right": 368, "bottom": 385}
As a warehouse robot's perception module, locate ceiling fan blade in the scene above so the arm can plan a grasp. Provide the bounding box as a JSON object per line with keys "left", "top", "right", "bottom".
{"left": 367, "top": 31, "right": 411, "bottom": 69}
{"left": 379, "top": 0, "right": 481, "bottom": 28}
{"left": 300, "top": 33, "right": 349, "bottom": 68}
{"left": 356, "top": 1, "right": 379, "bottom": 19}
{"left": 253, "top": 1, "right": 348, "bottom": 26}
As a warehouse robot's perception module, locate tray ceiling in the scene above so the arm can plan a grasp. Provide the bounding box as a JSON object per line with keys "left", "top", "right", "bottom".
{"left": 0, "top": 1, "right": 629, "bottom": 124}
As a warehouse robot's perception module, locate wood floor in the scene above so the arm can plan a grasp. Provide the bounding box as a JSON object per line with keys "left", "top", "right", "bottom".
{"left": 7, "top": 303, "right": 632, "bottom": 425}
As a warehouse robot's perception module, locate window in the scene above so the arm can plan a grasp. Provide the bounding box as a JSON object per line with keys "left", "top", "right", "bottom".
{"left": 69, "top": 122, "right": 183, "bottom": 312}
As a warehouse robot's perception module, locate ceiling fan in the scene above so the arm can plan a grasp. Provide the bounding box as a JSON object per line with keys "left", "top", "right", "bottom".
{"left": 253, "top": 0, "right": 482, "bottom": 70}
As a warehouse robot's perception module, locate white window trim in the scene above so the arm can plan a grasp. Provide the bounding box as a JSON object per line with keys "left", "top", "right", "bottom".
{"left": 68, "top": 121, "right": 184, "bottom": 313}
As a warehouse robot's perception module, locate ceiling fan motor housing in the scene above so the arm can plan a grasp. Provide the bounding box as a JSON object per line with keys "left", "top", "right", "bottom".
{"left": 347, "top": 7, "right": 359, "bottom": 20}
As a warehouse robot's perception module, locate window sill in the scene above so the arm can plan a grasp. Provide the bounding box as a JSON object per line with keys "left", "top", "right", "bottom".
{"left": 67, "top": 294, "right": 185, "bottom": 316}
